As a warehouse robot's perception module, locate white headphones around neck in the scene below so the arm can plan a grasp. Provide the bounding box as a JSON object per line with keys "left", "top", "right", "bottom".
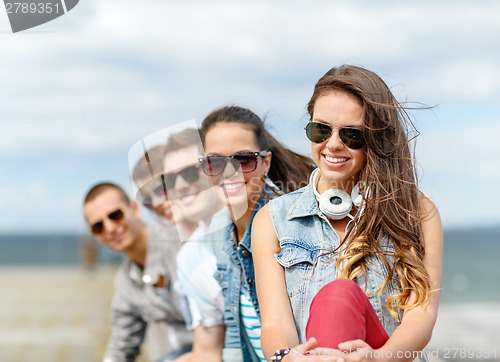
{"left": 311, "top": 169, "right": 363, "bottom": 220}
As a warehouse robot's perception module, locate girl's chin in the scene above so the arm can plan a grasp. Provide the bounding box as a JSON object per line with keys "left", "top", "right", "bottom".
{"left": 223, "top": 195, "right": 248, "bottom": 219}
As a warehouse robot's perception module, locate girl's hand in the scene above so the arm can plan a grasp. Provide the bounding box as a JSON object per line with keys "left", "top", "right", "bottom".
{"left": 284, "top": 338, "right": 344, "bottom": 361}
{"left": 336, "top": 340, "right": 376, "bottom": 362}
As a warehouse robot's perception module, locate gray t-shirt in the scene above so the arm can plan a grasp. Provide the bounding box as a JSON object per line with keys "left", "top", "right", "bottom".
{"left": 103, "top": 220, "right": 193, "bottom": 362}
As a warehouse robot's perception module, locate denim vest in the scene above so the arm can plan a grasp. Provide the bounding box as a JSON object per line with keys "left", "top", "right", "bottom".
{"left": 268, "top": 178, "right": 428, "bottom": 362}
{"left": 211, "top": 194, "right": 271, "bottom": 362}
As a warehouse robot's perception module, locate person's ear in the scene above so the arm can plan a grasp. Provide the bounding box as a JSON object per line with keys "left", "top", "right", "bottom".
{"left": 263, "top": 151, "right": 272, "bottom": 174}
{"left": 130, "top": 200, "right": 141, "bottom": 218}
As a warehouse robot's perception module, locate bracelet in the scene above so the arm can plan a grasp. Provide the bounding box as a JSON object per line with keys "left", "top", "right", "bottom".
{"left": 271, "top": 348, "right": 290, "bottom": 361}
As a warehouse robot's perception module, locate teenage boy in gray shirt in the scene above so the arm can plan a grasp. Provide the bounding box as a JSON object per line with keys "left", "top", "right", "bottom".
{"left": 83, "top": 182, "right": 192, "bottom": 362}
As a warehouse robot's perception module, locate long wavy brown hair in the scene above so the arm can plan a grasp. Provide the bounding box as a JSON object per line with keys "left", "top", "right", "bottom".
{"left": 307, "top": 65, "right": 431, "bottom": 320}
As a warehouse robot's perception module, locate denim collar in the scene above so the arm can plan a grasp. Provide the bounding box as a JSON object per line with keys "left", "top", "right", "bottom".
{"left": 287, "top": 169, "right": 321, "bottom": 220}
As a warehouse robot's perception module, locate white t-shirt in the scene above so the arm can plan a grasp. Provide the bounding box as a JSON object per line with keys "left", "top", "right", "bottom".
{"left": 175, "top": 222, "right": 224, "bottom": 329}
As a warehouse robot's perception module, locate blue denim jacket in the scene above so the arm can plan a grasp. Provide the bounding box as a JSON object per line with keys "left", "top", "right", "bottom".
{"left": 211, "top": 194, "right": 271, "bottom": 362}
{"left": 268, "top": 175, "right": 428, "bottom": 362}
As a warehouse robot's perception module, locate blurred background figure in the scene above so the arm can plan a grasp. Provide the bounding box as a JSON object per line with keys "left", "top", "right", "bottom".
{"left": 83, "top": 182, "right": 192, "bottom": 362}
{"left": 128, "top": 125, "right": 227, "bottom": 362}
{"left": 162, "top": 128, "right": 225, "bottom": 241}
{"left": 157, "top": 126, "right": 227, "bottom": 362}
{"left": 132, "top": 144, "right": 174, "bottom": 222}
{"left": 132, "top": 143, "right": 202, "bottom": 362}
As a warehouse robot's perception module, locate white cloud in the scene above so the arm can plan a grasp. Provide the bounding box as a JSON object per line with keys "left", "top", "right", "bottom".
{"left": 417, "top": 120, "right": 500, "bottom": 227}
{"left": 1, "top": 0, "right": 500, "bottom": 230}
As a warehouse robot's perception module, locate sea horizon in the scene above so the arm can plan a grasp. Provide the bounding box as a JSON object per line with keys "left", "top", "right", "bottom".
{"left": 1, "top": 225, "right": 499, "bottom": 304}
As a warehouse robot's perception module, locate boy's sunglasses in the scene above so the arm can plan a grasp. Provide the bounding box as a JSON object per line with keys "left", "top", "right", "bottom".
{"left": 135, "top": 178, "right": 168, "bottom": 207}
{"left": 90, "top": 209, "right": 125, "bottom": 234}
{"left": 151, "top": 179, "right": 168, "bottom": 198}
{"left": 305, "top": 122, "right": 365, "bottom": 150}
{"left": 161, "top": 164, "right": 201, "bottom": 189}
{"left": 199, "top": 150, "right": 268, "bottom": 176}
{"left": 139, "top": 194, "right": 153, "bottom": 207}
{"left": 138, "top": 192, "right": 161, "bottom": 208}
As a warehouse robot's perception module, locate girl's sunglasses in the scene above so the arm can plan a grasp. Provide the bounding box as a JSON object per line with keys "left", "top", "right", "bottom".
{"left": 90, "top": 209, "right": 125, "bottom": 234}
{"left": 161, "top": 164, "right": 201, "bottom": 189}
{"left": 199, "top": 150, "right": 268, "bottom": 176}
{"left": 305, "top": 122, "right": 365, "bottom": 150}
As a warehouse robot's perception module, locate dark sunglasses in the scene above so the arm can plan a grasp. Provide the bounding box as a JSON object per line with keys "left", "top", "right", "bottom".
{"left": 138, "top": 192, "right": 159, "bottom": 208}
{"left": 199, "top": 150, "right": 268, "bottom": 176}
{"left": 162, "top": 164, "right": 201, "bottom": 189}
{"left": 90, "top": 209, "right": 125, "bottom": 234}
{"left": 135, "top": 179, "right": 167, "bottom": 207}
{"left": 305, "top": 122, "right": 365, "bottom": 150}
{"left": 151, "top": 179, "right": 168, "bottom": 198}
{"left": 140, "top": 195, "right": 153, "bottom": 207}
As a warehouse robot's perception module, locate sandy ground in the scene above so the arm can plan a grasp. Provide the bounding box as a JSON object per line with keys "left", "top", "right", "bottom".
{"left": 427, "top": 302, "right": 500, "bottom": 361}
{"left": 0, "top": 267, "right": 498, "bottom": 362}
{"left": 0, "top": 266, "right": 116, "bottom": 362}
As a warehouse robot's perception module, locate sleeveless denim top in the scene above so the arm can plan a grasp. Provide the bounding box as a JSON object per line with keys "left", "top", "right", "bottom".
{"left": 268, "top": 175, "right": 428, "bottom": 362}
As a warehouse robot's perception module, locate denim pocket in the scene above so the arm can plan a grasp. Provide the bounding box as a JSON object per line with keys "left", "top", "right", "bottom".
{"left": 275, "top": 241, "right": 322, "bottom": 300}
{"left": 275, "top": 241, "right": 316, "bottom": 269}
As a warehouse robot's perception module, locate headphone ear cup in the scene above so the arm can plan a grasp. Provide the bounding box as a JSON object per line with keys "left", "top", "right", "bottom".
{"left": 319, "top": 189, "right": 353, "bottom": 220}
{"left": 351, "top": 183, "right": 363, "bottom": 208}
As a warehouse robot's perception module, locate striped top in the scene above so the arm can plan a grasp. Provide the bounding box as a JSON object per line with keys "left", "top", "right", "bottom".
{"left": 240, "top": 286, "right": 266, "bottom": 361}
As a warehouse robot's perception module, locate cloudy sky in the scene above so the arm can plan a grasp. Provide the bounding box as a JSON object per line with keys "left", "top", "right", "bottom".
{"left": 1, "top": 0, "right": 499, "bottom": 233}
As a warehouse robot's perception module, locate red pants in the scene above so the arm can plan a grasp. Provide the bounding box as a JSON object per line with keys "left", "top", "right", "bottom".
{"left": 306, "top": 279, "right": 389, "bottom": 349}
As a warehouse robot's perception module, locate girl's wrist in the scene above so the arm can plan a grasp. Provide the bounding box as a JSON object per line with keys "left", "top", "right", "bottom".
{"left": 270, "top": 347, "right": 291, "bottom": 361}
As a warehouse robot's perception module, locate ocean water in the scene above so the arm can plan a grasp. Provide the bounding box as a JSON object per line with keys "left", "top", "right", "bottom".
{"left": 0, "top": 233, "right": 121, "bottom": 266}
{"left": 0, "top": 227, "right": 498, "bottom": 303}
{"left": 440, "top": 226, "right": 500, "bottom": 304}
